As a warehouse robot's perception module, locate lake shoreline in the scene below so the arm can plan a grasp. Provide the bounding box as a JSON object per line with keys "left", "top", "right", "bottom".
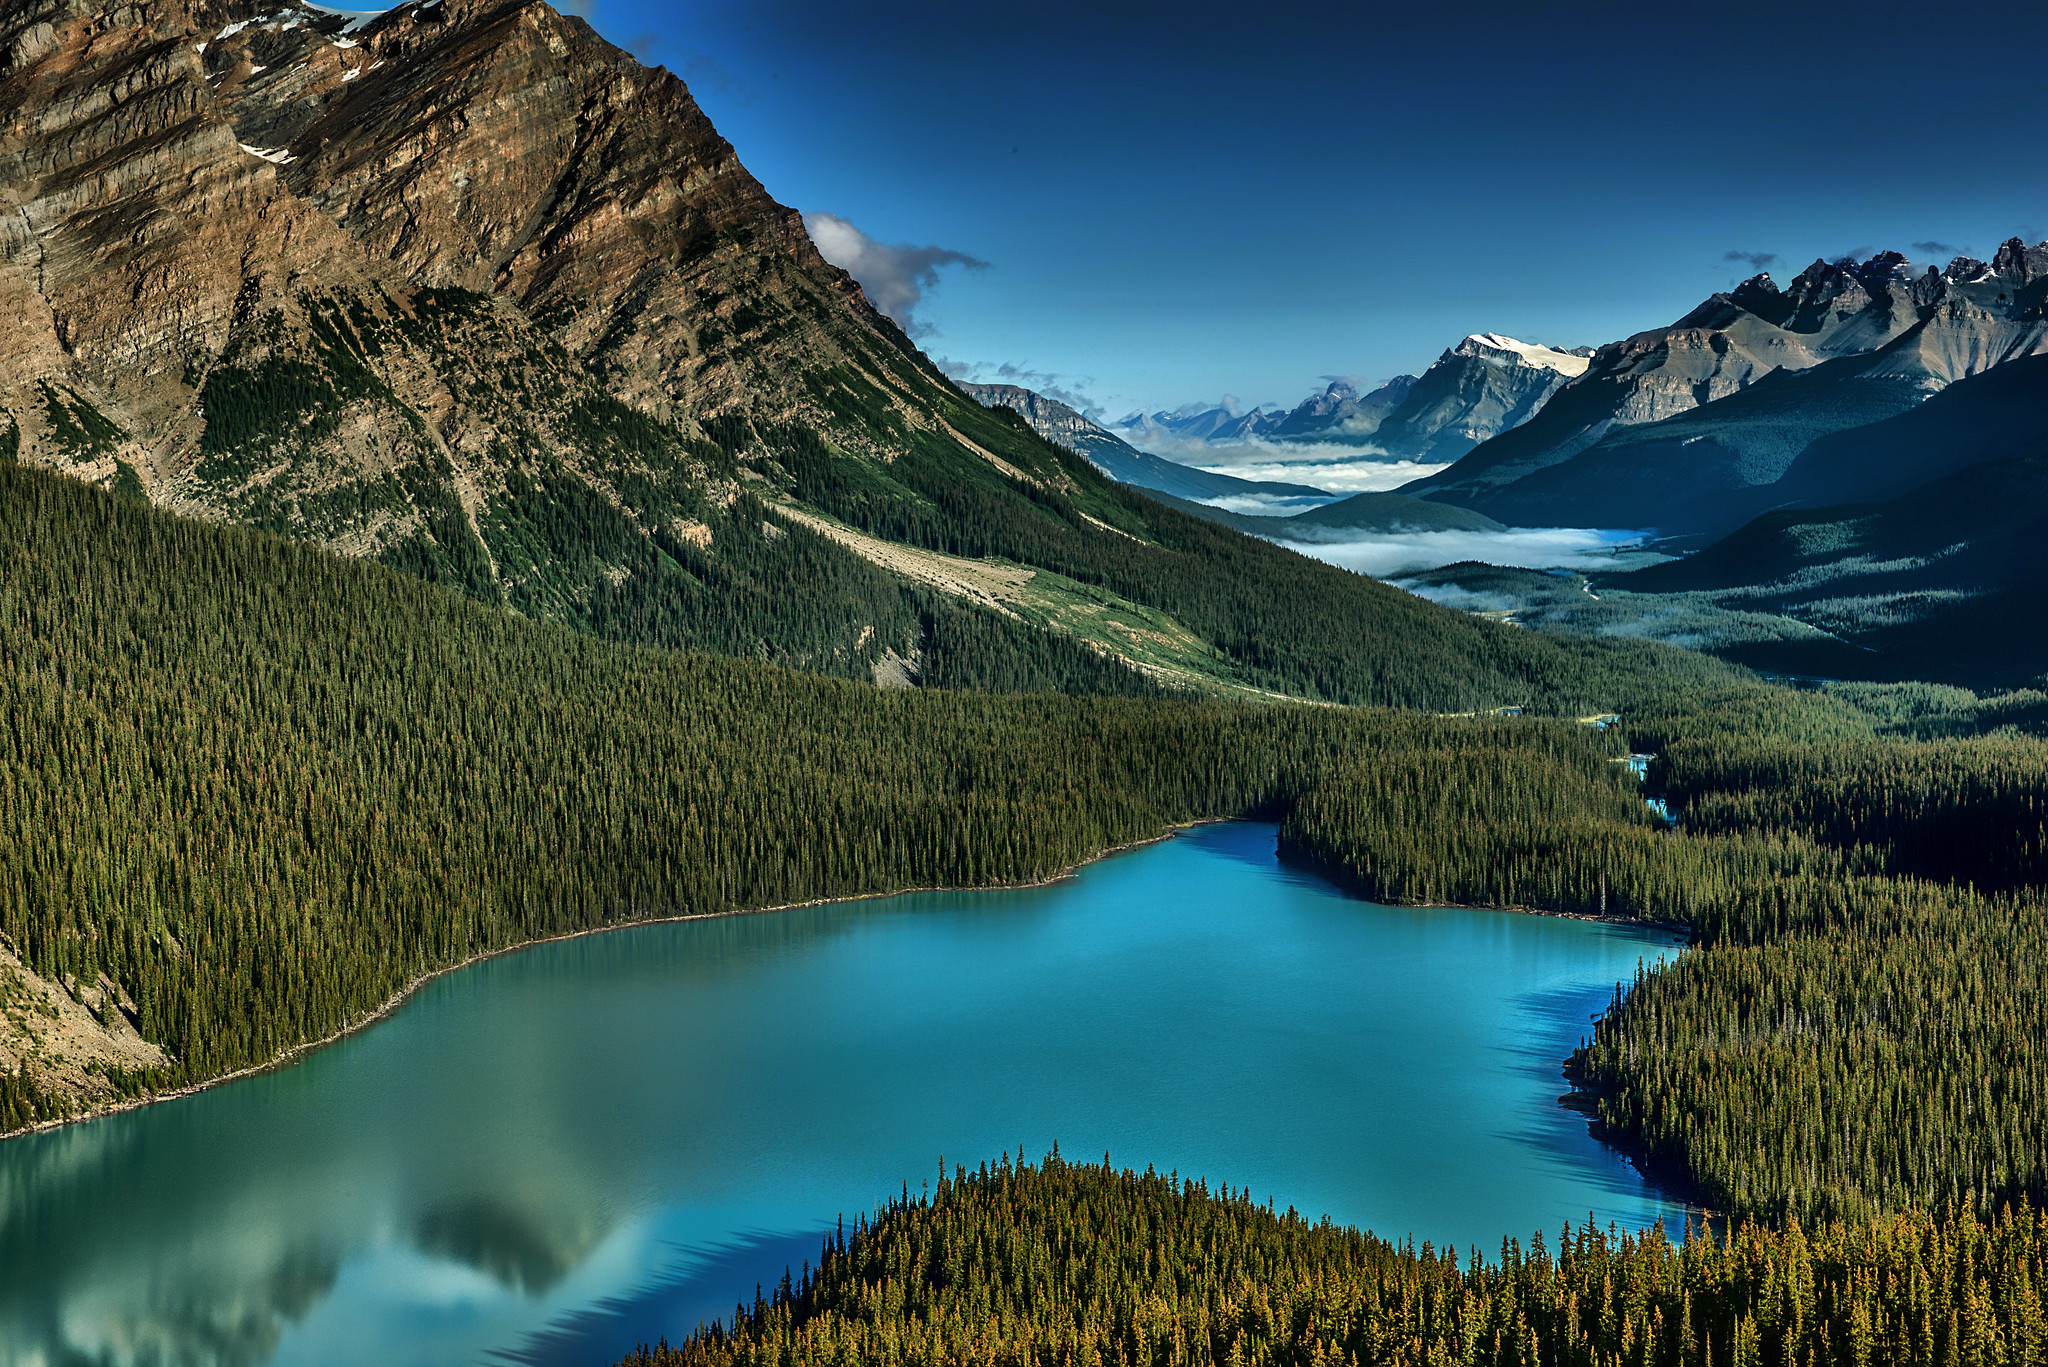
{"left": 0, "top": 816, "right": 1233, "bottom": 1143}
{"left": 3, "top": 817, "right": 1691, "bottom": 1143}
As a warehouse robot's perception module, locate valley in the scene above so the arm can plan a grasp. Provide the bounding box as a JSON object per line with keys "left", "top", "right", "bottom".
{"left": 2, "top": 0, "right": 2046, "bottom": 1365}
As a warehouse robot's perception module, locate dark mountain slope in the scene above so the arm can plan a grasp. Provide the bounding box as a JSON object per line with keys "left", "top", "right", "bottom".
{"left": 0, "top": 0, "right": 1741, "bottom": 711}
{"left": 1770, "top": 353, "right": 2048, "bottom": 508}
{"left": 1610, "top": 453, "right": 2048, "bottom": 686}
{"left": 1428, "top": 353, "right": 1929, "bottom": 536}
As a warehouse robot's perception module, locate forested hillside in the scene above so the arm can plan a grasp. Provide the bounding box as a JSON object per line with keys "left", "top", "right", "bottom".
{"left": 0, "top": 457, "right": 1709, "bottom": 1129}
{"left": 6, "top": 460, "right": 2048, "bottom": 1243}
{"left": 0, "top": 0, "right": 1723, "bottom": 711}
{"left": 622, "top": 1154, "right": 2048, "bottom": 1367}
{"left": 1281, "top": 682, "right": 2048, "bottom": 1223}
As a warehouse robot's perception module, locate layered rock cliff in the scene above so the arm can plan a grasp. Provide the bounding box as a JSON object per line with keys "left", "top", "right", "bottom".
{"left": 0, "top": 0, "right": 1115, "bottom": 673}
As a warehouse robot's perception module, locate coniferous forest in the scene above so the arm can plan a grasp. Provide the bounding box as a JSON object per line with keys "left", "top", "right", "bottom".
{"left": 7, "top": 453, "right": 2048, "bottom": 1357}
{"left": 12, "top": 0, "right": 2048, "bottom": 1358}
{"left": 620, "top": 1154, "right": 2048, "bottom": 1367}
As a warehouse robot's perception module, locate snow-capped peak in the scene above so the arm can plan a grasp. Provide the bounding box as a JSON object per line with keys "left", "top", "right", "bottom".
{"left": 1459, "top": 333, "right": 1591, "bottom": 377}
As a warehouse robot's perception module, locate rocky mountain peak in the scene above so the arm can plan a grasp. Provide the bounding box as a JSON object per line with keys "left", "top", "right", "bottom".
{"left": 1452, "top": 333, "right": 1591, "bottom": 378}
{"left": 1854, "top": 250, "right": 1911, "bottom": 291}
{"left": 0, "top": 0, "right": 1052, "bottom": 647}
{"left": 1991, "top": 236, "right": 2048, "bottom": 286}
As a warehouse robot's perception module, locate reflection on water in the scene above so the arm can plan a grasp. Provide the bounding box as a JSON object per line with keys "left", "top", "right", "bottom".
{"left": 0, "top": 823, "right": 1685, "bottom": 1367}
{"left": 489, "top": 1230, "right": 825, "bottom": 1367}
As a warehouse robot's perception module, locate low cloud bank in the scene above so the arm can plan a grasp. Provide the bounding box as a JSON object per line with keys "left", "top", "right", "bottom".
{"left": 1391, "top": 581, "right": 1525, "bottom": 613}
{"left": 1121, "top": 431, "right": 1449, "bottom": 494}
{"left": 1277, "top": 526, "right": 1646, "bottom": 578}
{"left": 1196, "top": 492, "right": 1344, "bottom": 516}
{"left": 1197, "top": 455, "right": 1450, "bottom": 494}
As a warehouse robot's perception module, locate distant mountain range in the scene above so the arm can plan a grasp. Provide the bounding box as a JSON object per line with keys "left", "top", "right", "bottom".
{"left": 1114, "top": 375, "right": 1416, "bottom": 448}
{"left": 964, "top": 382, "right": 1507, "bottom": 548}
{"left": 1384, "top": 244, "right": 2048, "bottom": 688}
{"left": 955, "top": 383, "right": 1333, "bottom": 508}
{"left": 1114, "top": 334, "right": 1591, "bottom": 464}
{"left": 970, "top": 238, "right": 2048, "bottom": 690}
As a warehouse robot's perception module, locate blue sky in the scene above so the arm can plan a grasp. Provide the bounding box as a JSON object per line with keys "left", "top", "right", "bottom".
{"left": 574, "top": 0, "right": 2046, "bottom": 419}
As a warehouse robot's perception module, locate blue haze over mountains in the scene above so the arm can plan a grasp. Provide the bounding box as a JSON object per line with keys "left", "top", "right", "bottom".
{"left": 968, "top": 239, "right": 2048, "bottom": 673}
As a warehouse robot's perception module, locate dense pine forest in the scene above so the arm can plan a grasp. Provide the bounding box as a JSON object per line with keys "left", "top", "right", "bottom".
{"left": 1278, "top": 681, "right": 2048, "bottom": 1224}
{"left": 0, "top": 456, "right": 1698, "bottom": 1131}
{"left": 620, "top": 1154, "right": 2048, "bottom": 1367}
{"left": 4, "top": 453, "right": 2048, "bottom": 1265}
{"left": 15, "top": 0, "right": 2048, "bottom": 1355}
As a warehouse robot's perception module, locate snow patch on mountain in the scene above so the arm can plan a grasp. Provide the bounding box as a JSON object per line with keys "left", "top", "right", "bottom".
{"left": 1461, "top": 334, "right": 1591, "bottom": 377}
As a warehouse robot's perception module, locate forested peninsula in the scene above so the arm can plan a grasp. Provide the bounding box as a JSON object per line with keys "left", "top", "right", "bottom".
{"left": 619, "top": 1154, "right": 2048, "bottom": 1367}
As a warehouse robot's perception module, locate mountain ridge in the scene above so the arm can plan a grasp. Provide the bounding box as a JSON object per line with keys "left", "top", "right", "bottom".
{"left": 1405, "top": 246, "right": 2048, "bottom": 530}
{"left": 1364, "top": 333, "right": 1592, "bottom": 464}
{"left": 2, "top": 0, "right": 1700, "bottom": 712}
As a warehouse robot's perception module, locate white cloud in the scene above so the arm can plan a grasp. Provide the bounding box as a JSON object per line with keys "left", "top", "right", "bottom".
{"left": 1199, "top": 455, "right": 1451, "bottom": 494}
{"left": 1277, "top": 527, "right": 1646, "bottom": 578}
{"left": 803, "top": 212, "right": 987, "bottom": 335}
{"left": 1195, "top": 492, "right": 1344, "bottom": 516}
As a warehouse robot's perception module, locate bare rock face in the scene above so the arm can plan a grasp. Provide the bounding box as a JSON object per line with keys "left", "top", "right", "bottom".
{"left": 184, "top": 0, "right": 892, "bottom": 421}
{"left": 1365, "top": 335, "right": 1588, "bottom": 464}
{"left": 0, "top": 941, "right": 167, "bottom": 1121}
{"left": 0, "top": 0, "right": 962, "bottom": 603}
{"left": 0, "top": 0, "right": 364, "bottom": 440}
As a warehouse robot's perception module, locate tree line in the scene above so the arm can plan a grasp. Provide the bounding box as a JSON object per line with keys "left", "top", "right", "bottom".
{"left": 1279, "top": 680, "right": 2048, "bottom": 1224}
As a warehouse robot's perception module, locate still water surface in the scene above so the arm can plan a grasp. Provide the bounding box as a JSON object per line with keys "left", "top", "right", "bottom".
{"left": 0, "top": 823, "right": 1685, "bottom": 1366}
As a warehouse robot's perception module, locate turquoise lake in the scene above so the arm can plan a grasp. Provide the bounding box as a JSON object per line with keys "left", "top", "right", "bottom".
{"left": 0, "top": 822, "right": 1687, "bottom": 1366}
